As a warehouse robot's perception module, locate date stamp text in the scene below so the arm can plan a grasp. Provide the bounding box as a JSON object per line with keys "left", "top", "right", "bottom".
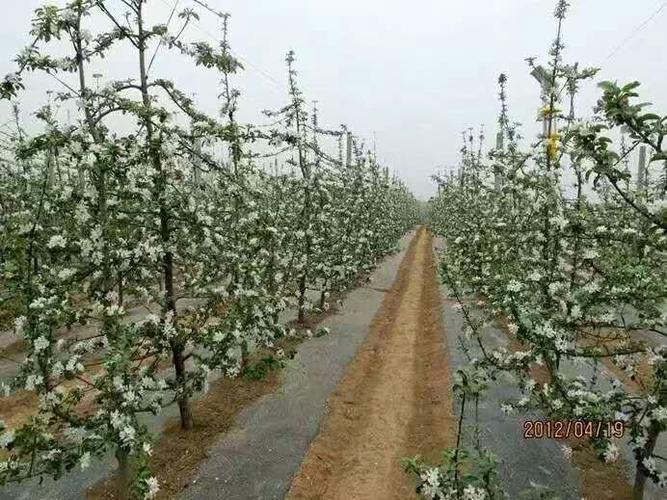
{"left": 522, "top": 420, "right": 625, "bottom": 439}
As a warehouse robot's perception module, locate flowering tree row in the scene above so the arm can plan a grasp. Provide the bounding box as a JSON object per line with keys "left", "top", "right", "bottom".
{"left": 0, "top": 1, "right": 419, "bottom": 498}
{"left": 408, "top": 1, "right": 666, "bottom": 499}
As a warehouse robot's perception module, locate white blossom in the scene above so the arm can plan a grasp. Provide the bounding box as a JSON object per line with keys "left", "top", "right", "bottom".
{"left": 57, "top": 268, "right": 77, "bottom": 280}
{"left": 145, "top": 476, "right": 160, "bottom": 499}
{"left": 0, "top": 429, "right": 15, "bottom": 449}
{"left": 80, "top": 452, "right": 91, "bottom": 470}
{"left": 33, "top": 336, "right": 50, "bottom": 354}
{"left": 603, "top": 442, "right": 619, "bottom": 464}
{"left": 462, "top": 485, "right": 487, "bottom": 500}
{"left": 47, "top": 235, "right": 67, "bottom": 249}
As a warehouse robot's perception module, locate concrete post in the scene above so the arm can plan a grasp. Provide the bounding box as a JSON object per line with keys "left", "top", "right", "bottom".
{"left": 637, "top": 145, "right": 647, "bottom": 191}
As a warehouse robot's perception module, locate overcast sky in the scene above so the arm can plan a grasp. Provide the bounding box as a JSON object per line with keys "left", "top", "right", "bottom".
{"left": 1, "top": 0, "right": 665, "bottom": 199}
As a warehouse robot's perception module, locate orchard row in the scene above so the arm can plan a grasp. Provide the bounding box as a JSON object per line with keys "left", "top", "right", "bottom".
{"left": 0, "top": 2, "right": 419, "bottom": 498}
{"left": 412, "top": 1, "right": 667, "bottom": 499}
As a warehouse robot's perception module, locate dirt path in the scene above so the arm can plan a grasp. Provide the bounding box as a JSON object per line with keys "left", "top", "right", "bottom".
{"left": 288, "top": 228, "right": 455, "bottom": 500}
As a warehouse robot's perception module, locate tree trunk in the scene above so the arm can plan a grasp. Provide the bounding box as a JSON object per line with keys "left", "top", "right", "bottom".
{"left": 297, "top": 273, "right": 307, "bottom": 323}
{"left": 633, "top": 424, "right": 660, "bottom": 500}
{"left": 171, "top": 340, "right": 194, "bottom": 430}
{"left": 319, "top": 287, "right": 327, "bottom": 309}
{"left": 117, "top": 271, "right": 124, "bottom": 307}
{"left": 115, "top": 448, "right": 132, "bottom": 500}
{"left": 135, "top": 0, "right": 193, "bottom": 429}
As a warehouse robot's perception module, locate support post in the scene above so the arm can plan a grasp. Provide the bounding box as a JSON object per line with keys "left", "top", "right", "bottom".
{"left": 637, "top": 145, "right": 647, "bottom": 191}
{"left": 495, "top": 131, "right": 504, "bottom": 191}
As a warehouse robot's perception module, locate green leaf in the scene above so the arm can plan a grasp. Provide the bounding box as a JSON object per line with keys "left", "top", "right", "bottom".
{"left": 597, "top": 81, "right": 616, "bottom": 91}
{"left": 622, "top": 81, "right": 641, "bottom": 92}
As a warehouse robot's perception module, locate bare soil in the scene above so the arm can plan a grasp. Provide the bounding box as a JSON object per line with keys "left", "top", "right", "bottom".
{"left": 287, "top": 228, "right": 456, "bottom": 500}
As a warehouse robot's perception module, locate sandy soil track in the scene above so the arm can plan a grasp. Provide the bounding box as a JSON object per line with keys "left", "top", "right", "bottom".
{"left": 288, "top": 228, "right": 455, "bottom": 500}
